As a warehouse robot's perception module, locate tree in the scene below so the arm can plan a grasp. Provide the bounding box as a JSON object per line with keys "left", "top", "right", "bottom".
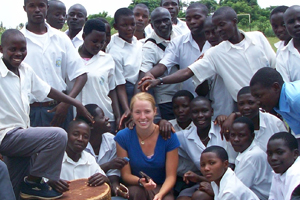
{"left": 88, "top": 11, "right": 114, "bottom": 26}
{"left": 128, "top": 0, "right": 161, "bottom": 13}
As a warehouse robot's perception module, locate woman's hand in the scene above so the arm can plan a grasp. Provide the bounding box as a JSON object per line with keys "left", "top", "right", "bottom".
{"left": 140, "top": 178, "right": 157, "bottom": 191}
{"left": 153, "top": 192, "right": 163, "bottom": 200}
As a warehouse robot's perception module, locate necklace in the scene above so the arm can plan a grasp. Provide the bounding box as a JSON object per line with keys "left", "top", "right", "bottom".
{"left": 137, "top": 125, "right": 157, "bottom": 145}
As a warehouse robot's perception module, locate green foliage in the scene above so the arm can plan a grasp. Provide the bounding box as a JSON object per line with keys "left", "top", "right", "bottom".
{"left": 190, "top": 0, "right": 218, "bottom": 13}
{"left": 88, "top": 11, "right": 114, "bottom": 26}
{"left": 0, "top": 22, "right": 6, "bottom": 44}
{"left": 128, "top": 0, "right": 161, "bottom": 13}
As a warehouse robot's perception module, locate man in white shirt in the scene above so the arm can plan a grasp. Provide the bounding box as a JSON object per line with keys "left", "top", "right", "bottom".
{"left": 65, "top": 4, "right": 87, "bottom": 48}
{"left": 21, "top": 0, "right": 87, "bottom": 128}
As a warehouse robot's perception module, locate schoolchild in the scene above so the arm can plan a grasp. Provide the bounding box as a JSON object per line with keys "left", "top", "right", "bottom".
{"left": 97, "top": 18, "right": 112, "bottom": 52}
{"left": 77, "top": 19, "right": 120, "bottom": 133}
{"left": 65, "top": 3, "right": 87, "bottom": 48}
{"left": 21, "top": 0, "right": 87, "bottom": 128}
{"left": 200, "top": 146, "right": 259, "bottom": 200}
{"left": 133, "top": 4, "right": 149, "bottom": 41}
{"left": 46, "top": 0, "right": 66, "bottom": 30}
{"left": 0, "top": 29, "right": 92, "bottom": 200}
{"left": 276, "top": 5, "right": 300, "bottom": 82}
{"left": 267, "top": 132, "right": 300, "bottom": 200}
{"left": 229, "top": 117, "right": 272, "bottom": 200}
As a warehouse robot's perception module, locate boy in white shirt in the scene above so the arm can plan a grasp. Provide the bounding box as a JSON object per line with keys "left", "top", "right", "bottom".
{"left": 133, "top": 4, "right": 149, "bottom": 41}
{"left": 46, "top": 0, "right": 66, "bottom": 30}
{"left": 267, "top": 132, "right": 300, "bottom": 200}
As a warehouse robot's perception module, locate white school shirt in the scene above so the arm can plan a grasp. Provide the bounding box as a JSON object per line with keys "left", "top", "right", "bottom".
{"left": 169, "top": 119, "right": 195, "bottom": 132}
{"left": 211, "top": 168, "right": 259, "bottom": 200}
{"left": 255, "top": 111, "right": 287, "bottom": 152}
{"left": 76, "top": 51, "right": 116, "bottom": 121}
{"left": 85, "top": 133, "right": 120, "bottom": 177}
{"left": 189, "top": 31, "right": 276, "bottom": 101}
{"left": 60, "top": 151, "right": 106, "bottom": 181}
{"left": 0, "top": 60, "right": 51, "bottom": 144}
{"left": 160, "top": 32, "right": 211, "bottom": 95}
{"left": 106, "top": 34, "right": 142, "bottom": 85}
{"left": 144, "top": 18, "right": 189, "bottom": 37}
{"left": 21, "top": 23, "right": 86, "bottom": 103}
{"left": 274, "top": 40, "right": 285, "bottom": 56}
{"left": 269, "top": 157, "right": 300, "bottom": 200}
{"left": 276, "top": 39, "right": 300, "bottom": 82}
{"left": 65, "top": 29, "right": 84, "bottom": 48}
{"left": 234, "top": 142, "right": 272, "bottom": 200}
{"left": 141, "top": 31, "right": 181, "bottom": 104}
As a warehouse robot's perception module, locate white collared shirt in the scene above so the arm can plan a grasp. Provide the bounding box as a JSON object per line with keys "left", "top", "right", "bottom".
{"left": 269, "top": 157, "right": 300, "bottom": 200}
{"left": 60, "top": 151, "right": 106, "bottom": 181}
{"left": 160, "top": 32, "right": 211, "bottom": 95}
{"left": 141, "top": 31, "right": 181, "bottom": 104}
{"left": 189, "top": 31, "right": 276, "bottom": 101}
{"left": 76, "top": 51, "right": 116, "bottom": 121}
{"left": 211, "top": 168, "right": 259, "bottom": 200}
{"left": 65, "top": 29, "right": 84, "bottom": 48}
{"left": 169, "top": 119, "right": 195, "bottom": 133}
{"left": 144, "top": 18, "right": 189, "bottom": 37}
{"left": 21, "top": 23, "right": 87, "bottom": 103}
{"left": 85, "top": 133, "right": 119, "bottom": 177}
{"left": 0, "top": 59, "right": 50, "bottom": 144}
{"left": 274, "top": 40, "right": 285, "bottom": 56}
{"left": 255, "top": 111, "right": 287, "bottom": 152}
{"left": 106, "top": 34, "right": 142, "bottom": 85}
{"left": 276, "top": 39, "right": 300, "bottom": 82}
{"left": 234, "top": 142, "right": 272, "bottom": 200}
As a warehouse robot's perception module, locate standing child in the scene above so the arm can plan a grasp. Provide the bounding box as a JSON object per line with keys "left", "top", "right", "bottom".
{"left": 133, "top": 4, "right": 150, "bottom": 41}
{"left": 97, "top": 18, "right": 112, "bottom": 52}
{"left": 46, "top": 0, "right": 66, "bottom": 30}
{"left": 267, "top": 132, "right": 300, "bottom": 200}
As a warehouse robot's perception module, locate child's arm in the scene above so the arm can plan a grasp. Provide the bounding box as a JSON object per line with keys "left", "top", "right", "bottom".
{"left": 183, "top": 171, "right": 208, "bottom": 184}
{"left": 116, "top": 85, "right": 131, "bottom": 130}
{"left": 47, "top": 179, "right": 69, "bottom": 193}
{"left": 108, "top": 89, "right": 121, "bottom": 132}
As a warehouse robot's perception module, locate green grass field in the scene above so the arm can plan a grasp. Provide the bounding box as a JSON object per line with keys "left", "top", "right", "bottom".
{"left": 267, "top": 37, "right": 280, "bottom": 52}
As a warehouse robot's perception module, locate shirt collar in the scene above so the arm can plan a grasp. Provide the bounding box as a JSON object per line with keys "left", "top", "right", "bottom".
{"left": 150, "top": 30, "right": 177, "bottom": 44}
{"left": 113, "top": 34, "right": 138, "bottom": 48}
{"left": 258, "top": 111, "right": 266, "bottom": 129}
{"left": 183, "top": 32, "right": 193, "bottom": 44}
{"left": 236, "top": 141, "right": 256, "bottom": 161}
{"left": 21, "top": 22, "right": 55, "bottom": 38}
{"left": 224, "top": 30, "right": 255, "bottom": 52}
{"left": 285, "top": 38, "right": 300, "bottom": 55}
{"left": 0, "top": 58, "right": 10, "bottom": 77}
{"left": 63, "top": 151, "right": 94, "bottom": 165}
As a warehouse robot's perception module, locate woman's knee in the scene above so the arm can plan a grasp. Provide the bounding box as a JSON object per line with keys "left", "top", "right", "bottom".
{"left": 128, "top": 185, "right": 146, "bottom": 200}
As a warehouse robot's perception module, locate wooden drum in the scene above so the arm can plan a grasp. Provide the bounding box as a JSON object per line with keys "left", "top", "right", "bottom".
{"left": 60, "top": 178, "right": 111, "bottom": 200}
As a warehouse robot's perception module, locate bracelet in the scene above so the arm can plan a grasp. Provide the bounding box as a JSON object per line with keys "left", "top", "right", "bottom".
{"left": 138, "top": 178, "right": 144, "bottom": 187}
{"left": 158, "top": 77, "right": 163, "bottom": 85}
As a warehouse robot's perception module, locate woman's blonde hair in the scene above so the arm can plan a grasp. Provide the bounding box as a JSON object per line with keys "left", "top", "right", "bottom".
{"left": 130, "top": 92, "right": 156, "bottom": 111}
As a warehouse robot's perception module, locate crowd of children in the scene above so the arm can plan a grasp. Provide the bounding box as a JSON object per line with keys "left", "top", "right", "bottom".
{"left": 0, "top": 0, "right": 300, "bottom": 199}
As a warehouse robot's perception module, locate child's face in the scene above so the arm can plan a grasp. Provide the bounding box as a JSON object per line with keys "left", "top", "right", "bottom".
{"left": 200, "top": 152, "right": 228, "bottom": 183}
{"left": 267, "top": 139, "right": 299, "bottom": 174}
{"left": 46, "top": 2, "right": 66, "bottom": 29}
{"left": 0, "top": 35, "right": 27, "bottom": 69}
{"left": 23, "top": 0, "right": 48, "bottom": 25}
{"left": 230, "top": 122, "right": 254, "bottom": 153}
{"left": 270, "top": 12, "right": 291, "bottom": 41}
{"left": 161, "top": 0, "right": 179, "bottom": 20}
{"left": 237, "top": 93, "right": 259, "bottom": 120}
{"left": 133, "top": 7, "right": 149, "bottom": 32}
{"left": 204, "top": 22, "right": 221, "bottom": 46}
{"left": 186, "top": 7, "right": 207, "bottom": 36}
{"left": 284, "top": 7, "right": 300, "bottom": 39}
{"left": 190, "top": 99, "right": 213, "bottom": 130}
{"left": 67, "top": 122, "right": 90, "bottom": 154}
{"left": 212, "top": 15, "right": 237, "bottom": 42}
{"left": 92, "top": 107, "right": 111, "bottom": 133}
{"left": 83, "top": 30, "right": 106, "bottom": 56}
{"left": 67, "top": 5, "right": 87, "bottom": 31}
{"left": 114, "top": 15, "right": 136, "bottom": 43}
{"left": 172, "top": 96, "right": 191, "bottom": 123}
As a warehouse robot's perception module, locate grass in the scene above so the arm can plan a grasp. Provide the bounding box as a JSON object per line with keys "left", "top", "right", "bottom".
{"left": 267, "top": 37, "right": 280, "bottom": 52}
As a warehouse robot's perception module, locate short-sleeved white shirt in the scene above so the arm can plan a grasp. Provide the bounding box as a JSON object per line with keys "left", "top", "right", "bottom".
{"left": 274, "top": 40, "right": 285, "bottom": 56}
{"left": 211, "top": 168, "right": 259, "bottom": 200}
{"left": 144, "top": 18, "right": 189, "bottom": 37}
{"left": 21, "top": 23, "right": 86, "bottom": 103}
{"left": 60, "top": 150, "right": 106, "bottom": 181}
{"left": 65, "top": 29, "right": 84, "bottom": 48}
{"left": 234, "top": 142, "right": 272, "bottom": 200}
{"left": 276, "top": 39, "right": 300, "bottom": 82}
{"left": 255, "top": 111, "right": 287, "bottom": 152}
{"left": 269, "top": 157, "right": 300, "bottom": 200}
{"left": 160, "top": 32, "right": 211, "bottom": 95}
{"left": 189, "top": 31, "right": 276, "bottom": 101}
{"left": 106, "top": 34, "right": 142, "bottom": 85}
{"left": 169, "top": 119, "right": 195, "bottom": 133}
{"left": 76, "top": 51, "right": 116, "bottom": 121}
{"left": 141, "top": 31, "right": 181, "bottom": 104}
{"left": 85, "top": 133, "right": 120, "bottom": 177}
{"left": 0, "top": 59, "right": 51, "bottom": 144}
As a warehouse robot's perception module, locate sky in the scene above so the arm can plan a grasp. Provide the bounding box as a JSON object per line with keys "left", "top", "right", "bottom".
{"left": 0, "top": 0, "right": 299, "bottom": 28}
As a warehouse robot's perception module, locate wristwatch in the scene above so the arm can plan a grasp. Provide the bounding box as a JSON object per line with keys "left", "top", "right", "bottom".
{"left": 158, "top": 77, "right": 163, "bottom": 85}
{"left": 138, "top": 178, "right": 144, "bottom": 187}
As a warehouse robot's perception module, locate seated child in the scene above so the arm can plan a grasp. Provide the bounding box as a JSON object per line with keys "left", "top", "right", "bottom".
{"left": 46, "top": 0, "right": 66, "bottom": 30}
{"left": 267, "top": 132, "right": 300, "bottom": 200}
{"left": 48, "top": 120, "right": 109, "bottom": 193}
{"left": 230, "top": 117, "right": 272, "bottom": 200}
{"left": 77, "top": 19, "right": 120, "bottom": 133}
{"left": 200, "top": 146, "right": 259, "bottom": 200}
{"left": 218, "top": 86, "right": 286, "bottom": 151}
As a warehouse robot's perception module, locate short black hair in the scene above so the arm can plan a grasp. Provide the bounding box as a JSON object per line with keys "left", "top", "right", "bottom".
{"left": 97, "top": 17, "right": 109, "bottom": 24}
{"left": 187, "top": 2, "right": 209, "bottom": 16}
{"left": 114, "top": 8, "right": 134, "bottom": 24}
{"left": 191, "top": 96, "right": 212, "bottom": 106}
{"left": 133, "top": 3, "right": 149, "bottom": 13}
{"left": 213, "top": 6, "right": 237, "bottom": 21}
{"left": 76, "top": 104, "right": 102, "bottom": 124}
{"left": 172, "top": 90, "right": 194, "bottom": 103}
{"left": 250, "top": 67, "right": 284, "bottom": 88}
{"left": 68, "top": 3, "right": 87, "bottom": 17}
{"left": 268, "top": 132, "right": 298, "bottom": 151}
{"left": 24, "top": 0, "right": 48, "bottom": 6}
{"left": 67, "top": 119, "right": 90, "bottom": 133}
{"left": 83, "top": 19, "right": 106, "bottom": 36}
{"left": 233, "top": 116, "right": 255, "bottom": 133}
{"left": 237, "top": 86, "right": 251, "bottom": 97}
{"left": 160, "top": 0, "right": 180, "bottom": 6}
{"left": 202, "top": 146, "right": 228, "bottom": 162}
{"left": 1, "top": 29, "right": 25, "bottom": 46}
{"left": 270, "top": 6, "right": 289, "bottom": 18}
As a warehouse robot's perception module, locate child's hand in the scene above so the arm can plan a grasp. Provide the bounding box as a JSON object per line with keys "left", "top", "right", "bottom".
{"left": 118, "top": 110, "right": 131, "bottom": 130}
{"left": 48, "top": 179, "right": 69, "bottom": 193}
{"left": 199, "top": 181, "right": 214, "bottom": 197}
{"left": 108, "top": 157, "right": 129, "bottom": 170}
{"left": 158, "top": 120, "right": 175, "bottom": 139}
{"left": 88, "top": 173, "right": 109, "bottom": 187}
{"left": 183, "top": 171, "right": 203, "bottom": 184}
{"left": 214, "top": 115, "right": 228, "bottom": 127}
{"left": 140, "top": 178, "right": 156, "bottom": 191}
